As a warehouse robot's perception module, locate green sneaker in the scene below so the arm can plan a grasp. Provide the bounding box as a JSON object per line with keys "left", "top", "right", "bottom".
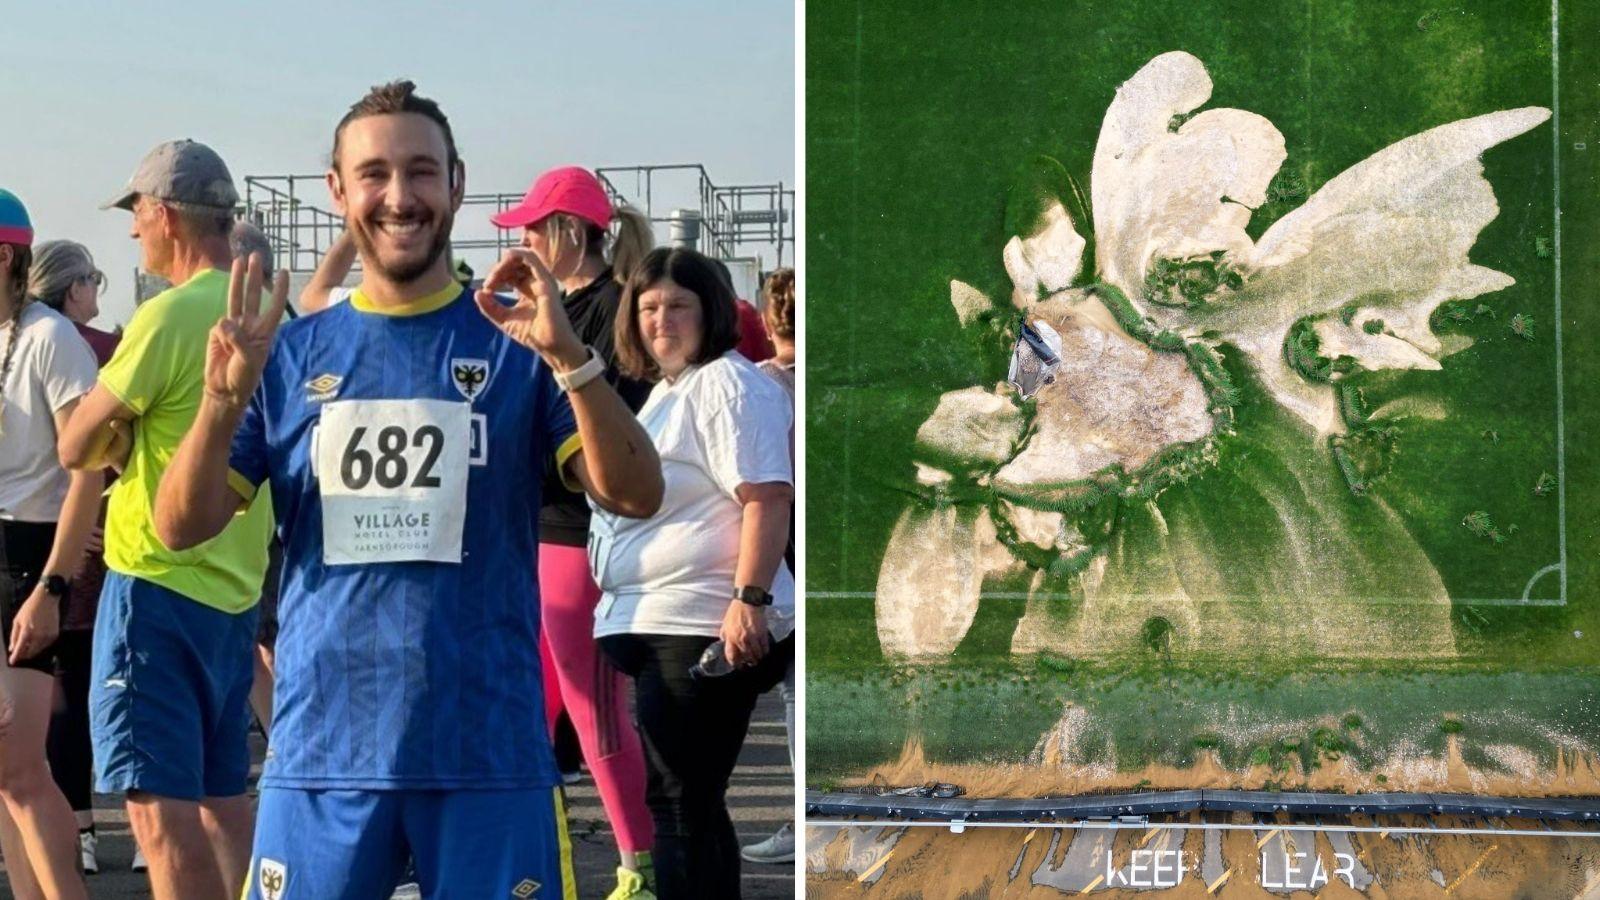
{"left": 605, "top": 866, "right": 655, "bottom": 900}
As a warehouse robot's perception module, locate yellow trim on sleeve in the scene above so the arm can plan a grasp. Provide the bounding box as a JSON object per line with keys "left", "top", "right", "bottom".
{"left": 554, "top": 431, "right": 583, "bottom": 493}
{"left": 553, "top": 789, "right": 578, "bottom": 900}
{"left": 349, "top": 282, "right": 462, "bottom": 317}
{"left": 226, "top": 469, "right": 259, "bottom": 503}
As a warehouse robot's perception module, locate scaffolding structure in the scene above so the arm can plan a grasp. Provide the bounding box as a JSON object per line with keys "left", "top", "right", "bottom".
{"left": 593, "top": 164, "right": 794, "bottom": 266}
{"left": 237, "top": 163, "right": 793, "bottom": 281}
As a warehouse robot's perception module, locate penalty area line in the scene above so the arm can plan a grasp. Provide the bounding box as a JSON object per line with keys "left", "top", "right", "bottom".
{"left": 807, "top": 591, "right": 1563, "bottom": 606}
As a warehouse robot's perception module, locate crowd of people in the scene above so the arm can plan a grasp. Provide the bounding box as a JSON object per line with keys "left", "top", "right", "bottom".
{"left": 0, "top": 79, "right": 797, "bottom": 900}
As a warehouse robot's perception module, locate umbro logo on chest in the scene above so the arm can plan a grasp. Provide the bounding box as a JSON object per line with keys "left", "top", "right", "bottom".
{"left": 305, "top": 373, "right": 343, "bottom": 402}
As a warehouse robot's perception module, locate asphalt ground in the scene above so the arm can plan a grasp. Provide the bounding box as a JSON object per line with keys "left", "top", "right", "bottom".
{"left": 0, "top": 692, "right": 795, "bottom": 899}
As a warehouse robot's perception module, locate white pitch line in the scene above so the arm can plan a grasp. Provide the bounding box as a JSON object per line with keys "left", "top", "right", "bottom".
{"left": 1551, "top": 0, "right": 1568, "bottom": 604}
{"left": 805, "top": 819, "right": 1600, "bottom": 840}
{"left": 1521, "top": 563, "right": 1563, "bottom": 603}
{"left": 836, "top": 0, "right": 867, "bottom": 587}
{"left": 807, "top": 591, "right": 1564, "bottom": 606}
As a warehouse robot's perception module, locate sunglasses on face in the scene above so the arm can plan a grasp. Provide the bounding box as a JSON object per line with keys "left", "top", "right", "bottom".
{"left": 79, "top": 270, "right": 105, "bottom": 293}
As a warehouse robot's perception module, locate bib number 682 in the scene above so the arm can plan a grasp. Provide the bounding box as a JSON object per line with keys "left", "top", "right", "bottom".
{"left": 340, "top": 424, "right": 445, "bottom": 490}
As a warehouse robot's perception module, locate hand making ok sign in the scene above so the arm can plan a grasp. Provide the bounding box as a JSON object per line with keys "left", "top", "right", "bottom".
{"left": 475, "top": 248, "right": 588, "bottom": 372}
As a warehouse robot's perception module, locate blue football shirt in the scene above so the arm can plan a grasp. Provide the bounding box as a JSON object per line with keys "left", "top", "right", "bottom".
{"left": 229, "top": 284, "right": 579, "bottom": 790}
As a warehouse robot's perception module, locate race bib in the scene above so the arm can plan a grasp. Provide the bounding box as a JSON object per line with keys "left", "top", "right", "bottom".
{"left": 315, "top": 399, "right": 471, "bottom": 566}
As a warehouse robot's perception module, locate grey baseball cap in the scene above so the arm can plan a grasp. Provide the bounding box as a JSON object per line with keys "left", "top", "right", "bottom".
{"left": 101, "top": 139, "right": 239, "bottom": 212}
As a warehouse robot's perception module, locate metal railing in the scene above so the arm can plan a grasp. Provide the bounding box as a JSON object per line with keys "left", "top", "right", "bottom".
{"left": 240, "top": 163, "right": 793, "bottom": 277}
{"left": 595, "top": 164, "right": 793, "bottom": 266}
{"left": 240, "top": 177, "right": 531, "bottom": 275}
{"left": 806, "top": 788, "right": 1600, "bottom": 826}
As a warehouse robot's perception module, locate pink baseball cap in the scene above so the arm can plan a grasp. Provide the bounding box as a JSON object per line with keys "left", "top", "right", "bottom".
{"left": 490, "top": 166, "right": 612, "bottom": 231}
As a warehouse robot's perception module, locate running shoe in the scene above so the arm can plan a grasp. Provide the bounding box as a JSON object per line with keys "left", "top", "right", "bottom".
{"left": 79, "top": 829, "right": 99, "bottom": 875}
{"left": 605, "top": 866, "right": 655, "bottom": 900}
{"left": 740, "top": 822, "right": 795, "bottom": 864}
{"left": 132, "top": 847, "right": 147, "bottom": 872}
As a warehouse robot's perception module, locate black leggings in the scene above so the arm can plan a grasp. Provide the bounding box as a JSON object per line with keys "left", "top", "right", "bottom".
{"left": 599, "top": 632, "right": 794, "bottom": 900}
{"left": 48, "top": 629, "right": 94, "bottom": 812}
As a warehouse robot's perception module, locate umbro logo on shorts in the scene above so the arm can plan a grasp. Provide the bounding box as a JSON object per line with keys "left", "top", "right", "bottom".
{"left": 511, "top": 877, "right": 541, "bottom": 897}
{"left": 305, "top": 373, "right": 343, "bottom": 402}
{"left": 258, "top": 858, "right": 288, "bottom": 899}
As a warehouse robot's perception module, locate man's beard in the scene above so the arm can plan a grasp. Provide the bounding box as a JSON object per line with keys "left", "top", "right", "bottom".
{"left": 351, "top": 205, "right": 454, "bottom": 285}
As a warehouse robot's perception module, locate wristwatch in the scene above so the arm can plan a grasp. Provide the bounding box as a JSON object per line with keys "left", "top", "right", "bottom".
{"left": 42, "top": 574, "right": 68, "bottom": 598}
{"left": 734, "top": 585, "right": 773, "bottom": 607}
{"left": 553, "top": 346, "right": 605, "bottom": 393}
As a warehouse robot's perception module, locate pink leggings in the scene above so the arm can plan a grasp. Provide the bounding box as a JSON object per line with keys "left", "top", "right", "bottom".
{"left": 538, "top": 543, "right": 654, "bottom": 852}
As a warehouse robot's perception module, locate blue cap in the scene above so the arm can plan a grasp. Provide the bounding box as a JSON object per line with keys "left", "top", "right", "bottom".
{"left": 0, "top": 189, "right": 33, "bottom": 246}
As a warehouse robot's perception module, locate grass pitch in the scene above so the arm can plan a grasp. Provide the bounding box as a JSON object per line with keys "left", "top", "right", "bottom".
{"left": 806, "top": 0, "right": 1600, "bottom": 789}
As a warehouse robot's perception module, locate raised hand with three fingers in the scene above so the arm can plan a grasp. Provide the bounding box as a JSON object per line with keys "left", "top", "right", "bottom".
{"left": 206, "top": 253, "right": 290, "bottom": 412}
{"left": 474, "top": 248, "right": 588, "bottom": 372}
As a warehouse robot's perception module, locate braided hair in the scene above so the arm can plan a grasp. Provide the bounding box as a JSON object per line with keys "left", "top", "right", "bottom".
{"left": 0, "top": 242, "right": 35, "bottom": 429}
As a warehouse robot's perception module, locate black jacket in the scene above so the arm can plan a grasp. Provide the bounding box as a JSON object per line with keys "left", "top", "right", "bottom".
{"left": 540, "top": 270, "right": 653, "bottom": 546}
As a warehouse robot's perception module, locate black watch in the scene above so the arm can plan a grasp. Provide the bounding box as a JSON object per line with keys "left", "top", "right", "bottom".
{"left": 43, "top": 574, "right": 69, "bottom": 598}
{"left": 734, "top": 585, "right": 773, "bottom": 607}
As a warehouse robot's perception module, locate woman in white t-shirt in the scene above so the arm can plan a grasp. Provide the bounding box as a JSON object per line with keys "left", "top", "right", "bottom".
{"left": 591, "top": 248, "right": 794, "bottom": 899}
{"left": 0, "top": 193, "right": 98, "bottom": 900}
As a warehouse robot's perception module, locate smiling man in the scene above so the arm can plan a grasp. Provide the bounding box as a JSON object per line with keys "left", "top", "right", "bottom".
{"left": 153, "top": 81, "right": 664, "bottom": 899}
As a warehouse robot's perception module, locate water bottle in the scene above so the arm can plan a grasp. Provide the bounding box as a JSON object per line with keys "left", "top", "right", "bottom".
{"left": 689, "top": 640, "right": 737, "bottom": 680}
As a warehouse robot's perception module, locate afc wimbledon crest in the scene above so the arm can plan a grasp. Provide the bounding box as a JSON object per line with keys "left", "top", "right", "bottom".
{"left": 451, "top": 358, "right": 490, "bottom": 401}
{"left": 258, "top": 858, "right": 287, "bottom": 900}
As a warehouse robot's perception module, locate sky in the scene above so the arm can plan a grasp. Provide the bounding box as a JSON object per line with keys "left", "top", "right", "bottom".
{"left": 0, "top": 1, "right": 796, "bottom": 325}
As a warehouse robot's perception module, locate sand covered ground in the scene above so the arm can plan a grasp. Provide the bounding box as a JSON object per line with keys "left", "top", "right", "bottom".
{"left": 807, "top": 818, "right": 1600, "bottom": 898}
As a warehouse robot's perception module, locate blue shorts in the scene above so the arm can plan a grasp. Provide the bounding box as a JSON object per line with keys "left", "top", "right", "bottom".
{"left": 90, "top": 571, "right": 258, "bottom": 800}
{"left": 245, "top": 787, "right": 577, "bottom": 900}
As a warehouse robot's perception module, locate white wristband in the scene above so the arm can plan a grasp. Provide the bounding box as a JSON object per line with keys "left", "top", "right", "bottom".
{"left": 554, "top": 346, "right": 605, "bottom": 393}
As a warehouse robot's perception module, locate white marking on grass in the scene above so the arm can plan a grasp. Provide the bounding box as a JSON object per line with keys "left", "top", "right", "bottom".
{"left": 1522, "top": 563, "right": 1563, "bottom": 602}
{"left": 1551, "top": 0, "right": 1568, "bottom": 604}
{"left": 812, "top": 591, "right": 1563, "bottom": 606}
{"left": 813, "top": 819, "right": 1600, "bottom": 840}
{"left": 839, "top": 0, "right": 866, "bottom": 584}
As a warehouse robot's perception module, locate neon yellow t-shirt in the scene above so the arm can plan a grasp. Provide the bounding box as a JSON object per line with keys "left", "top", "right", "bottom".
{"left": 98, "top": 268, "right": 272, "bottom": 613}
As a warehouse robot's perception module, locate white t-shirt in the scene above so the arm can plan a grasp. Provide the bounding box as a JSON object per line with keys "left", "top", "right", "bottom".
{"left": 590, "top": 351, "right": 795, "bottom": 640}
{"left": 0, "top": 303, "right": 98, "bottom": 522}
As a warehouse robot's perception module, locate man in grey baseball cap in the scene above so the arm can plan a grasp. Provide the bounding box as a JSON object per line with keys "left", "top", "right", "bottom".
{"left": 100, "top": 139, "right": 240, "bottom": 212}
{"left": 60, "top": 138, "right": 270, "bottom": 900}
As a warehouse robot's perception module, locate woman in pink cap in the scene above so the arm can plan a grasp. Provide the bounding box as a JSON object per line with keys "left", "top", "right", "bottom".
{"left": 490, "top": 166, "right": 659, "bottom": 899}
